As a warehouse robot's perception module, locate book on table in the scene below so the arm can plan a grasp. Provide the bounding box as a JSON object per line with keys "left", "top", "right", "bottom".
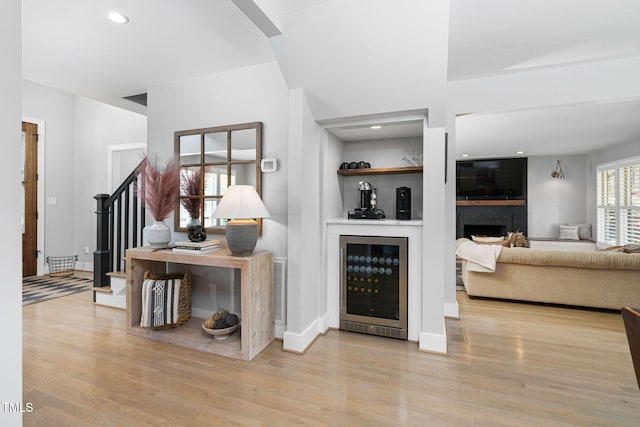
{"left": 173, "top": 239, "right": 220, "bottom": 254}
{"left": 174, "top": 239, "right": 220, "bottom": 248}
{"left": 172, "top": 246, "right": 219, "bottom": 254}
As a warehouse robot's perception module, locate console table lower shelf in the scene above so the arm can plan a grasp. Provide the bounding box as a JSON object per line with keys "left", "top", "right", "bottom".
{"left": 125, "top": 247, "right": 274, "bottom": 361}
{"left": 128, "top": 317, "right": 244, "bottom": 359}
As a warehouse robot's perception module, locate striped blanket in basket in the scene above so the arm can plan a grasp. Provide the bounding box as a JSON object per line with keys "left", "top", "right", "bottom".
{"left": 140, "top": 278, "right": 183, "bottom": 328}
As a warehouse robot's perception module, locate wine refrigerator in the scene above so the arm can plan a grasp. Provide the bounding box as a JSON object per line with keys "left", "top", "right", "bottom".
{"left": 340, "top": 235, "right": 408, "bottom": 339}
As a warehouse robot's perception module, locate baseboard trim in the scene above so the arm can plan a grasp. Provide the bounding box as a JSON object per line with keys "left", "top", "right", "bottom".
{"left": 418, "top": 328, "right": 448, "bottom": 355}
{"left": 282, "top": 318, "right": 324, "bottom": 354}
{"left": 444, "top": 301, "right": 459, "bottom": 319}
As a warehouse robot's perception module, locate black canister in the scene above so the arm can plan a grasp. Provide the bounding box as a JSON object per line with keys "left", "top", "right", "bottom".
{"left": 396, "top": 187, "right": 411, "bottom": 220}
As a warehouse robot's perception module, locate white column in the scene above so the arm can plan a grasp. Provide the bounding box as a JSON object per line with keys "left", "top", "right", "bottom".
{"left": 419, "top": 125, "right": 448, "bottom": 353}
{"left": 0, "top": 0, "right": 24, "bottom": 424}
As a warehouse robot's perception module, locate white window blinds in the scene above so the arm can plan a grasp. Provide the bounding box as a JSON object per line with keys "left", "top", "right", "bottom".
{"left": 597, "top": 156, "right": 640, "bottom": 246}
{"left": 619, "top": 159, "right": 640, "bottom": 245}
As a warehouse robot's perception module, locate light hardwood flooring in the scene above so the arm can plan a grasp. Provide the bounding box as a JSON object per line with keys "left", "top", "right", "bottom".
{"left": 23, "top": 289, "right": 640, "bottom": 426}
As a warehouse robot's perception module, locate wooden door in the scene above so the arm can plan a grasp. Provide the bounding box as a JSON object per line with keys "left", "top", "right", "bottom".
{"left": 22, "top": 122, "right": 38, "bottom": 277}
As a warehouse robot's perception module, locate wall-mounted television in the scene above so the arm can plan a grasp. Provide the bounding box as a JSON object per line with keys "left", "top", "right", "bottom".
{"left": 456, "top": 157, "right": 527, "bottom": 200}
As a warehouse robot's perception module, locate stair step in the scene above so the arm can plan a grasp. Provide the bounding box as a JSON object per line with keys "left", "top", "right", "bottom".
{"left": 107, "top": 271, "right": 126, "bottom": 278}
{"left": 93, "top": 286, "right": 113, "bottom": 294}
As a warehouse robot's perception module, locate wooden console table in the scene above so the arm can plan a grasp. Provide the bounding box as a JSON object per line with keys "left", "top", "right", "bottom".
{"left": 125, "top": 247, "right": 274, "bottom": 361}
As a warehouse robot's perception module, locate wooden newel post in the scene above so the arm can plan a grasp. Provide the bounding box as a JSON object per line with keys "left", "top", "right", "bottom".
{"left": 94, "top": 193, "right": 111, "bottom": 288}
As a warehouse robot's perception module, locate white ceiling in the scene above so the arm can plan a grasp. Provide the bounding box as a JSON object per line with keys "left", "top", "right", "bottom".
{"left": 21, "top": 0, "right": 640, "bottom": 157}
{"left": 22, "top": 0, "right": 276, "bottom": 112}
{"left": 448, "top": 0, "right": 640, "bottom": 159}
{"left": 455, "top": 98, "right": 640, "bottom": 158}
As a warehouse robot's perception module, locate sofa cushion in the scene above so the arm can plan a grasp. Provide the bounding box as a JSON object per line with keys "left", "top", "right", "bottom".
{"left": 498, "top": 247, "right": 640, "bottom": 271}
{"left": 474, "top": 239, "right": 511, "bottom": 247}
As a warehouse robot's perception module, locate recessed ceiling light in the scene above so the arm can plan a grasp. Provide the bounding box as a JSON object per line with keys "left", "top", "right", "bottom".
{"left": 107, "top": 11, "right": 129, "bottom": 24}
{"left": 370, "top": 125, "right": 382, "bottom": 129}
{"left": 516, "top": 151, "right": 525, "bottom": 155}
{"left": 461, "top": 153, "right": 469, "bottom": 158}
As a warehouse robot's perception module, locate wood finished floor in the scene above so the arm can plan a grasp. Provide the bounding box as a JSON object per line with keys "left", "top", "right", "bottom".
{"left": 23, "top": 290, "right": 640, "bottom": 426}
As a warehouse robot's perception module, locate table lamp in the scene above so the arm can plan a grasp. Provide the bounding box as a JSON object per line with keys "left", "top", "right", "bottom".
{"left": 212, "top": 185, "right": 270, "bottom": 256}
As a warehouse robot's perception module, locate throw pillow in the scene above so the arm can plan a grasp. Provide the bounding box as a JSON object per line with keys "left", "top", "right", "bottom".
{"left": 559, "top": 224, "right": 580, "bottom": 240}
{"left": 568, "top": 223, "right": 592, "bottom": 240}
{"left": 471, "top": 235, "right": 505, "bottom": 243}
{"left": 141, "top": 270, "right": 192, "bottom": 330}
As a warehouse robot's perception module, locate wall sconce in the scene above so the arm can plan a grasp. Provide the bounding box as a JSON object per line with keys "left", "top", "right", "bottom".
{"left": 551, "top": 160, "right": 565, "bottom": 179}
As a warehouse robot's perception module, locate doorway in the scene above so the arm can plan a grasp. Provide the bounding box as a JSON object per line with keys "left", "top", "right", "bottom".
{"left": 22, "top": 121, "right": 38, "bottom": 277}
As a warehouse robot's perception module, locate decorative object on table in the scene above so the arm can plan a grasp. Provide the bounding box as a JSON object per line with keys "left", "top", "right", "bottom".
{"left": 551, "top": 160, "right": 565, "bottom": 179}
{"left": 212, "top": 185, "right": 270, "bottom": 256}
{"left": 136, "top": 156, "right": 180, "bottom": 248}
{"left": 401, "top": 147, "right": 423, "bottom": 166}
{"left": 172, "top": 239, "right": 220, "bottom": 254}
{"left": 202, "top": 309, "right": 241, "bottom": 340}
{"left": 180, "top": 167, "right": 207, "bottom": 242}
{"left": 140, "top": 270, "right": 192, "bottom": 330}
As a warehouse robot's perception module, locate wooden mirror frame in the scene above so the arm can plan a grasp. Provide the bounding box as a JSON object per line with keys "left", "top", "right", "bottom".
{"left": 174, "top": 122, "right": 262, "bottom": 235}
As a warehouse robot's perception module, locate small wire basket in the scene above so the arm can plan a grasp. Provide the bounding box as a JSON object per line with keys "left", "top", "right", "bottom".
{"left": 46, "top": 255, "right": 78, "bottom": 278}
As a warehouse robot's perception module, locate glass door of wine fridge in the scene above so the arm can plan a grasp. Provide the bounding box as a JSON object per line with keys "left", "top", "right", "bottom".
{"left": 340, "top": 235, "right": 408, "bottom": 339}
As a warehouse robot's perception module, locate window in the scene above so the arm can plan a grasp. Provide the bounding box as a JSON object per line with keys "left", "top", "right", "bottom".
{"left": 174, "top": 122, "right": 262, "bottom": 234}
{"left": 597, "top": 156, "right": 640, "bottom": 245}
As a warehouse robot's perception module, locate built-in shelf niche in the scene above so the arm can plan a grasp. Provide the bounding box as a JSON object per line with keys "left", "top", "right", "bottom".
{"left": 337, "top": 166, "right": 423, "bottom": 176}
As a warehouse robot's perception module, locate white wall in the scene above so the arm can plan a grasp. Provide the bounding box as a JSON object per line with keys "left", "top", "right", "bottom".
{"left": 73, "top": 96, "right": 147, "bottom": 266}
{"left": 527, "top": 155, "right": 589, "bottom": 238}
{"left": 271, "top": 0, "right": 450, "bottom": 125}
{"left": 0, "top": 0, "right": 23, "bottom": 424}
{"left": 146, "top": 61, "right": 290, "bottom": 259}
{"left": 22, "top": 80, "right": 76, "bottom": 261}
{"left": 22, "top": 84, "right": 147, "bottom": 269}
{"left": 283, "top": 88, "right": 325, "bottom": 352}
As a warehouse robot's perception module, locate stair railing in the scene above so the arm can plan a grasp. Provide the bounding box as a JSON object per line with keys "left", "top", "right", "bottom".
{"left": 94, "top": 160, "right": 146, "bottom": 289}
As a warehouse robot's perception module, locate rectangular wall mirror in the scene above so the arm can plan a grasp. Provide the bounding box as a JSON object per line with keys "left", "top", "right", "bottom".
{"left": 174, "top": 122, "right": 262, "bottom": 235}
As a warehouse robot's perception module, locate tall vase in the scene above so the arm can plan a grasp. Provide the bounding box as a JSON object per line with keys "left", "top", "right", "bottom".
{"left": 145, "top": 220, "right": 172, "bottom": 248}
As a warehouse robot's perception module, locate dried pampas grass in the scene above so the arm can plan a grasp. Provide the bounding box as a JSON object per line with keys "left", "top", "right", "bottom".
{"left": 180, "top": 167, "right": 203, "bottom": 219}
{"left": 136, "top": 157, "right": 180, "bottom": 221}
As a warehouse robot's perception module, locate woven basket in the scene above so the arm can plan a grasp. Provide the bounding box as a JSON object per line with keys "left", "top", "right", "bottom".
{"left": 143, "top": 270, "right": 192, "bottom": 330}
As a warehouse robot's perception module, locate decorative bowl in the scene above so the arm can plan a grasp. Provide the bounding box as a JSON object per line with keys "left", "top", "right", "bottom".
{"left": 202, "top": 321, "right": 240, "bottom": 340}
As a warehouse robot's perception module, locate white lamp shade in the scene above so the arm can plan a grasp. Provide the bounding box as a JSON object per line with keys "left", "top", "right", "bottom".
{"left": 212, "top": 185, "right": 270, "bottom": 219}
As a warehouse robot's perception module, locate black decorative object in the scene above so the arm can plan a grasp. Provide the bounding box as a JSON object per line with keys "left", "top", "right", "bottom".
{"left": 188, "top": 224, "right": 207, "bottom": 242}
{"left": 396, "top": 187, "right": 411, "bottom": 220}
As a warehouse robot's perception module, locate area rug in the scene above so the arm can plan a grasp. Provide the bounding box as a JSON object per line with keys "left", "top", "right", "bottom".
{"left": 23, "top": 275, "right": 92, "bottom": 305}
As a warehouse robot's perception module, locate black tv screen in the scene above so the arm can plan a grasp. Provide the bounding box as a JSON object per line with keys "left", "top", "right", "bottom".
{"left": 456, "top": 157, "right": 527, "bottom": 200}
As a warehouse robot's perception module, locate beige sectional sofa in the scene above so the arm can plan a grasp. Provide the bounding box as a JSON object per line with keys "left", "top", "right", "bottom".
{"left": 456, "top": 238, "right": 640, "bottom": 310}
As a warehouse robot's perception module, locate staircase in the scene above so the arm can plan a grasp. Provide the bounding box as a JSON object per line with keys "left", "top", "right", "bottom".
{"left": 93, "top": 161, "right": 145, "bottom": 308}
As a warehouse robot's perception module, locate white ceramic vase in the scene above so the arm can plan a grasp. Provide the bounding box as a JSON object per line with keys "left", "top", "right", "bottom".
{"left": 145, "top": 220, "right": 171, "bottom": 248}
